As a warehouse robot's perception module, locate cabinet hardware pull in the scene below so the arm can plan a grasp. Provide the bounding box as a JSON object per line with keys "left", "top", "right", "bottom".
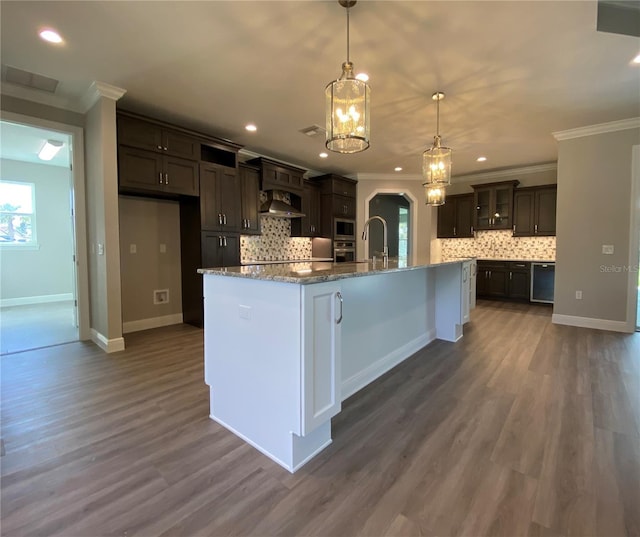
{"left": 453, "top": 226, "right": 456, "bottom": 237}
{"left": 535, "top": 224, "right": 538, "bottom": 233}
{"left": 163, "top": 146, "right": 168, "bottom": 151}
{"left": 158, "top": 172, "right": 163, "bottom": 184}
{"left": 218, "top": 214, "right": 223, "bottom": 225}
{"left": 336, "top": 291, "right": 343, "bottom": 324}
{"left": 218, "top": 236, "right": 222, "bottom": 247}
{"left": 510, "top": 271, "right": 512, "bottom": 280}
{"left": 223, "top": 214, "right": 227, "bottom": 225}
{"left": 157, "top": 145, "right": 162, "bottom": 150}
{"left": 223, "top": 236, "right": 227, "bottom": 247}
{"left": 489, "top": 270, "right": 492, "bottom": 278}
{"left": 513, "top": 225, "right": 516, "bottom": 235}
{"left": 471, "top": 226, "right": 474, "bottom": 235}
{"left": 165, "top": 173, "right": 169, "bottom": 185}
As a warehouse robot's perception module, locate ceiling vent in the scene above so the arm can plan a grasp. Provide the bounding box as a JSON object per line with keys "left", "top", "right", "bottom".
{"left": 299, "top": 125, "right": 326, "bottom": 137}
{"left": 1, "top": 65, "right": 59, "bottom": 93}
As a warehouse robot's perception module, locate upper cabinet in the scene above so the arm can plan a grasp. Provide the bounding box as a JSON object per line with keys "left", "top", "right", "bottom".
{"left": 310, "top": 174, "right": 358, "bottom": 238}
{"left": 437, "top": 194, "right": 474, "bottom": 238}
{"left": 291, "top": 180, "right": 322, "bottom": 237}
{"left": 472, "top": 180, "right": 519, "bottom": 230}
{"left": 247, "top": 157, "right": 305, "bottom": 194}
{"left": 117, "top": 115, "right": 200, "bottom": 160}
{"left": 513, "top": 185, "right": 557, "bottom": 236}
{"left": 200, "top": 163, "right": 241, "bottom": 232}
{"left": 239, "top": 163, "right": 261, "bottom": 235}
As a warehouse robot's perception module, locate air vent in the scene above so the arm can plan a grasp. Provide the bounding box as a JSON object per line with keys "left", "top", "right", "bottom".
{"left": 2, "top": 65, "right": 59, "bottom": 93}
{"left": 299, "top": 125, "right": 326, "bottom": 137}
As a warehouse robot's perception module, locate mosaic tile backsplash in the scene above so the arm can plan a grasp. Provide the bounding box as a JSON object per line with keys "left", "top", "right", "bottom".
{"left": 240, "top": 192, "right": 312, "bottom": 262}
{"left": 440, "top": 230, "right": 556, "bottom": 261}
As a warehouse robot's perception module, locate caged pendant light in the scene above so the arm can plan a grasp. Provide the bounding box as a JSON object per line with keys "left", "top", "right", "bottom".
{"left": 425, "top": 184, "right": 446, "bottom": 206}
{"left": 422, "top": 92, "right": 452, "bottom": 186}
{"left": 325, "top": 0, "right": 370, "bottom": 154}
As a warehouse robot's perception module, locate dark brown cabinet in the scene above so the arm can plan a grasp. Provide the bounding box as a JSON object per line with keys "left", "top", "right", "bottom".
{"left": 437, "top": 194, "right": 474, "bottom": 238}
{"left": 117, "top": 115, "right": 199, "bottom": 160}
{"left": 477, "top": 260, "right": 531, "bottom": 301}
{"left": 311, "top": 174, "right": 358, "bottom": 238}
{"left": 201, "top": 232, "right": 240, "bottom": 269}
{"left": 332, "top": 195, "right": 356, "bottom": 219}
{"left": 118, "top": 146, "right": 199, "bottom": 197}
{"left": 472, "top": 181, "right": 519, "bottom": 230}
{"left": 513, "top": 185, "right": 557, "bottom": 236}
{"left": 247, "top": 157, "right": 305, "bottom": 193}
{"left": 199, "top": 163, "right": 241, "bottom": 232}
{"left": 239, "top": 163, "right": 260, "bottom": 235}
{"left": 292, "top": 180, "right": 322, "bottom": 237}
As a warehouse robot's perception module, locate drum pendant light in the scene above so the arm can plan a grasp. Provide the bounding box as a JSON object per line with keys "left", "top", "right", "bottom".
{"left": 325, "top": 0, "right": 370, "bottom": 154}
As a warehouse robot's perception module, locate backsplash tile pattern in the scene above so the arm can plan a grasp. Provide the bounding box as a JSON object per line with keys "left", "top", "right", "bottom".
{"left": 441, "top": 230, "right": 555, "bottom": 260}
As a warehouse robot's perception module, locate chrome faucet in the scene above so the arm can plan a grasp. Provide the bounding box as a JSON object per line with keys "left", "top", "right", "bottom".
{"left": 362, "top": 215, "right": 389, "bottom": 265}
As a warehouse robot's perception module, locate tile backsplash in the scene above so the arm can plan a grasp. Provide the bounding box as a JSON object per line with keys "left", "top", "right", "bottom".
{"left": 440, "top": 230, "right": 555, "bottom": 260}
{"left": 240, "top": 192, "right": 312, "bottom": 262}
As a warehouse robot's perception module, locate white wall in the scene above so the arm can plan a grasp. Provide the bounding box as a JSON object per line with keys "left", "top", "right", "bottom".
{"left": 0, "top": 158, "right": 74, "bottom": 302}
{"left": 554, "top": 123, "right": 640, "bottom": 330}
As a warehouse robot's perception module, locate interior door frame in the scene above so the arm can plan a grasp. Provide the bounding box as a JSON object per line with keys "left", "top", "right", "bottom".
{"left": 1, "top": 110, "right": 90, "bottom": 341}
{"left": 363, "top": 189, "right": 418, "bottom": 262}
{"left": 627, "top": 144, "right": 640, "bottom": 331}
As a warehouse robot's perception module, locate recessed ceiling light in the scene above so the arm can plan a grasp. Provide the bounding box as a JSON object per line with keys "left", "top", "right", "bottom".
{"left": 38, "top": 140, "right": 64, "bottom": 160}
{"left": 394, "top": 167, "right": 403, "bottom": 172}
{"left": 633, "top": 54, "right": 640, "bottom": 64}
{"left": 477, "top": 156, "right": 487, "bottom": 162}
{"left": 39, "top": 29, "right": 63, "bottom": 44}
{"left": 245, "top": 124, "right": 257, "bottom": 132}
{"left": 356, "top": 73, "right": 369, "bottom": 82}
{"left": 319, "top": 152, "right": 328, "bottom": 158}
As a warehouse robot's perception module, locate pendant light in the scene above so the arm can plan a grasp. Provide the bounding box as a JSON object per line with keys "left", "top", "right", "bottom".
{"left": 422, "top": 91, "right": 452, "bottom": 185}
{"left": 325, "top": 0, "right": 370, "bottom": 154}
{"left": 424, "top": 184, "right": 446, "bottom": 206}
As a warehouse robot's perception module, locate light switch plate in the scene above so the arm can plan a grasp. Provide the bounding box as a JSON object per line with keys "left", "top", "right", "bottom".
{"left": 159, "top": 243, "right": 166, "bottom": 253}
{"left": 130, "top": 244, "right": 137, "bottom": 254}
{"left": 602, "top": 244, "right": 614, "bottom": 254}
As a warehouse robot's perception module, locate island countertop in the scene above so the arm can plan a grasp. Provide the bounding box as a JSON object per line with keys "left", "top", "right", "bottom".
{"left": 197, "top": 257, "right": 473, "bottom": 284}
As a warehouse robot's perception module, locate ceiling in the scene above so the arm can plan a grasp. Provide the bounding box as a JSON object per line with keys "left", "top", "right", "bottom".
{"left": 1, "top": 1, "right": 638, "bottom": 181}
{"left": 0, "top": 121, "right": 71, "bottom": 168}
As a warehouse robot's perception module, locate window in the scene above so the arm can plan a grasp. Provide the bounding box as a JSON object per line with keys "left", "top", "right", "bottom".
{"left": 398, "top": 206, "right": 409, "bottom": 258}
{"left": 0, "top": 181, "right": 37, "bottom": 247}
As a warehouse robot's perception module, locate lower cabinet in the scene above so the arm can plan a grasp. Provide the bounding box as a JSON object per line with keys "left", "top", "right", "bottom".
{"left": 201, "top": 232, "right": 240, "bottom": 269}
{"left": 476, "top": 260, "right": 531, "bottom": 301}
{"left": 301, "top": 281, "right": 342, "bottom": 435}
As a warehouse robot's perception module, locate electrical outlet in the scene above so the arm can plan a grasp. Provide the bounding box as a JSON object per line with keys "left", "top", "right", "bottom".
{"left": 97, "top": 243, "right": 104, "bottom": 255}
{"left": 130, "top": 244, "right": 137, "bottom": 254}
{"left": 576, "top": 290, "right": 583, "bottom": 300}
{"left": 239, "top": 305, "right": 251, "bottom": 320}
{"left": 159, "top": 243, "right": 166, "bottom": 253}
{"left": 153, "top": 289, "right": 169, "bottom": 305}
{"left": 602, "top": 244, "right": 614, "bottom": 255}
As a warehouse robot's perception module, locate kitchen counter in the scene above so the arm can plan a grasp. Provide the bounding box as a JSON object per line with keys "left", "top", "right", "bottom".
{"left": 199, "top": 257, "right": 472, "bottom": 284}
{"left": 241, "top": 257, "right": 333, "bottom": 265}
{"left": 201, "top": 258, "right": 474, "bottom": 472}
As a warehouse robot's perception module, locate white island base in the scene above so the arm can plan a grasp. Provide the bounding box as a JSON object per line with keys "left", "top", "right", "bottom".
{"left": 202, "top": 260, "right": 471, "bottom": 472}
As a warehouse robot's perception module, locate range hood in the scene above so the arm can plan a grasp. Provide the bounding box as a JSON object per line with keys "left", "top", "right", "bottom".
{"left": 260, "top": 190, "right": 305, "bottom": 218}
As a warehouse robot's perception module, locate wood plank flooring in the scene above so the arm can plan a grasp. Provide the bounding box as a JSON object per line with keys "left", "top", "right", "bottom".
{"left": 1, "top": 300, "right": 639, "bottom": 536}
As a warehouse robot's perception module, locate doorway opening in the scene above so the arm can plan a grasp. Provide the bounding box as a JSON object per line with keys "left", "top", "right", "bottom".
{"left": 367, "top": 194, "right": 411, "bottom": 260}
{"left": 0, "top": 117, "right": 87, "bottom": 354}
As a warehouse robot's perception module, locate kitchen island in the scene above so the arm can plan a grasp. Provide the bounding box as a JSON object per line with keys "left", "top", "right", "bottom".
{"left": 198, "top": 257, "right": 473, "bottom": 472}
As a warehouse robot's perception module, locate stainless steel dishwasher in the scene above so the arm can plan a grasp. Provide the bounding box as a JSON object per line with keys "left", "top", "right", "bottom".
{"left": 530, "top": 262, "right": 555, "bottom": 303}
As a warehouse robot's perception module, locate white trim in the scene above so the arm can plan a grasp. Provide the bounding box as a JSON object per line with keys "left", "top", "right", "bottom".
{"left": 122, "top": 313, "right": 183, "bottom": 334}
{"left": 0, "top": 83, "right": 86, "bottom": 113}
{"left": 0, "top": 110, "right": 90, "bottom": 342}
{"left": 341, "top": 330, "right": 435, "bottom": 401}
{"left": 90, "top": 328, "right": 125, "bottom": 353}
{"left": 356, "top": 162, "right": 558, "bottom": 183}
{"left": 82, "top": 81, "right": 127, "bottom": 111}
{"left": 551, "top": 314, "right": 633, "bottom": 334}
{"left": 627, "top": 145, "right": 640, "bottom": 331}
{"left": 553, "top": 118, "right": 640, "bottom": 141}
{"left": 362, "top": 188, "right": 419, "bottom": 264}
{"left": 0, "top": 293, "right": 73, "bottom": 308}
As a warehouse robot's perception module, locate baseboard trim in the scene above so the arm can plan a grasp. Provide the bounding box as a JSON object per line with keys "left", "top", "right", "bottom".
{"left": 341, "top": 330, "right": 436, "bottom": 401}
{"left": 552, "top": 313, "right": 633, "bottom": 333}
{"left": 91, "top": 328, "right": 126, "bottom": 353}
{"left": 0, "top": 293, "right": 73, "bottom": 308}
{"left": 122, "top": 313, "right": 184, "bottom": 334}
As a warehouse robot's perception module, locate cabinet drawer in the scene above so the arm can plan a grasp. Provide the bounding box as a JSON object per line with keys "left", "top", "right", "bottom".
{"left": 508, "top": 261, "right": 530, "bottom": 271}
{"left": 477, "top": 260, "right": 508, "bottom": 269}
{"left": 329, "top": 178, "right": 356, "bottom": 198}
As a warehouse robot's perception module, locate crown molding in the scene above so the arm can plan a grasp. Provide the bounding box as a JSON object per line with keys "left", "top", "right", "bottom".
{"left": 82, "top": 81, "right": 126, "bottom": 111}
{"left": 553, "top": 117, "right": 640, "bottom": 141}
{"left": 452, "top": 162, "right": 557, "bottom": 183}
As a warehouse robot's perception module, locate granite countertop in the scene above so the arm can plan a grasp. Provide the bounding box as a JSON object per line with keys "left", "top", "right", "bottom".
{"left": 241, "top": 258, "right": 334, "bottom": 265}
{"left": 476, "top": 258, "right": 555, "bottom": 263}
{"left": 198, "top": 257, "right": 473, "bottom": 284}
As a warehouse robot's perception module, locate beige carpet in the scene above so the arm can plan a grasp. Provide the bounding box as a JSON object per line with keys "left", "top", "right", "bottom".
{"left": 0, "top": 301, "right": 78, "bottom": 355}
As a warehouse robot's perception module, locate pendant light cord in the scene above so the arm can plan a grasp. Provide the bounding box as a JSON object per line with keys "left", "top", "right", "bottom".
{"left": 346, "top": 5, "right": 350, "bottom": 63}
{"left": 436, "top": 97, "right": 440, "bottom": 137}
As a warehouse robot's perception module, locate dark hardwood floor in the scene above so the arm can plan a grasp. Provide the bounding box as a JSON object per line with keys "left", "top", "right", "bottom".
{"left": 1, "top": 301, "right": 639, "bottom": 536}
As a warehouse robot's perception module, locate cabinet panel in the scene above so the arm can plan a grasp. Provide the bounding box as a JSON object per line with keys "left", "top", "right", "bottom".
{"left": 118, "top": 146, "right": 163, "bottom": 192}
{"left": 240, "top": 164, "right": 260, "bottom": 235}
{"left": 164, "top": 156, "right": 199, "bottom": 196}
{"left": 117, "top": 116, "right": 163, "bottom": 152}
{"left": 535, "top": 188, "right": 557, "bottom": 235}
{"left": 302, "top": 282, "right": 342, "bottom": 435}
{"left": 513, "top": 190, "right": 535, "bottom": 236}
{"left": 163, "top": 130, "right": 199, "bottom": 160}
{"left": 332, "top": 195, "right": 356, "bottom": 218}
{"left": 249, "top": 158, "right": 305, "bottom": 194}
{"left": 218, "top": 167, "right": 241, "bottom": 232}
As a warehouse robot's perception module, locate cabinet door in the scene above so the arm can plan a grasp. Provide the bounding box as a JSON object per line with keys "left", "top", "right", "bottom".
{"left": 164, "top": 156, "right": 199, "bottom": 196}
{"left": 474, "top": 188, "right": 492, "bottom": 230}
{"left": 535, "top": 188, "right": 557, "bottom": 235}
{"left": 199, "top": 164, "right": 221, "bottom": 230}
{"left": 240, "top": 165, "right": 260, "bottom": 235}
{"left": 218, "top": 167, "right": 241, "bottom": 232}
{"left": 118, "top": 146, "right": 164, "bottom": 193}
{"left": 221, "top": 234, "right": 240, "bottom": 267}
{"left": 476, "top": 264, "right": 489, "bottom": 297}
{"left": 201, "top": 232, "right": 224, "bottom": 268}
{"left": 513, "top": 190, "right": 534, "bottom": 236}
{"left": 163, "top": 129, "right": 200, "bottom": 160}
{"left": 437, "top": 199, "right": 456, "bottom": 238}
{"left": 493, "top": 185, "right": 513, "bottom": 229}
{"left": 455, "top": 195, "right": 474, "bottom": 237}
{"left": 487, "top": 268, "right": 509, "bottom": 297}
{"left": 508, "top": 269, "right": 530, "bottom": 300}
{"left": 117, "top": 116, "right": 163, "bottom": 152}
{"left": 301, "top": 282, "right": 342, "bottom": 435}
{"left": 333, "top": 195, "right": 355, "bottom": 218}
{"left": 309, "top": 185, "right": 322, "bottom": 236}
